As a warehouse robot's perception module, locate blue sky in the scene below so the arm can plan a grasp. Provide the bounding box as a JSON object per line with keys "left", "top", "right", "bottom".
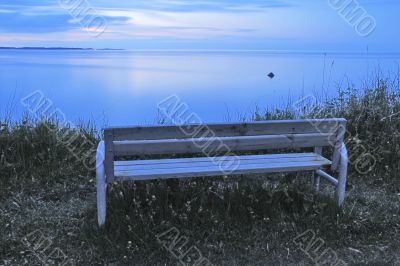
{"left": 0, "top": 0, "right": 399, "bottom": 51}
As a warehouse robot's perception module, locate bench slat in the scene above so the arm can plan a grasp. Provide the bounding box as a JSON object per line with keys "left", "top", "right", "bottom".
{"left": 109, "top": 119, "right": 345, "bottom": 141}
{"left": 117, "top": 157, "right": 328, "bottom": 172}
{"left": 113, "top": 133, "right": 335, "bottom": 156}
{"left": 115, "top": 153, "right": 321, "bottom": 167}
{"left": 114, "top": 153, "right": 331, "bottom": 181}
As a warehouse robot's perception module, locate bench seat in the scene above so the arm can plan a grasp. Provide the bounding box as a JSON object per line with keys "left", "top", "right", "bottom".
{"left": 114, "top": 153, "right": 331, "bottom": 181}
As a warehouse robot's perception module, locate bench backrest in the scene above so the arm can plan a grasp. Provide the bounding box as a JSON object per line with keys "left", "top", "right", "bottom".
{"left": 103, "top": 119, "right": 346, "bottom": 181}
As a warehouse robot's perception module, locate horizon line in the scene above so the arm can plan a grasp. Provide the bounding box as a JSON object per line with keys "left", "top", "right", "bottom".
{"left": 2, "top": 47, "right": 400, "bottom": 55}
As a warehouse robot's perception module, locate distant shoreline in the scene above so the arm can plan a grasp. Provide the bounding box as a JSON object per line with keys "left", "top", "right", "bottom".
{"left": 0, "top": 47, "right": 124, "bottom": 51}
{"left": 1, "top": 48, "right": 400, "bottom": 57}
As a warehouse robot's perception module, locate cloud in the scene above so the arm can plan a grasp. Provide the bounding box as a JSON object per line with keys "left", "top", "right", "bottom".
{"left": 0, "top": 0, "right": 294, "bottom": 36}
{"left": 1, "top": 0, "right": 294, "bottom": 13}
{"left": 95, "top": 0, "right": 294, "bottom": 13}
{"left": 0, "top": 13, "right": 77, "bottom": 33}
{"left": 0, "top": 0, "right": 398, "bottom": 51}
{"left": 0, "top": 4, "right": 130, "bottom": 33}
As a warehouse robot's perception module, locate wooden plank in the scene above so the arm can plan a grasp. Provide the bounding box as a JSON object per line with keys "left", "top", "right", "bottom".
{"left": 113, "top": 133, "right": 335, "bottom": 156}
{"left": 114, "top": 160, "right": 330, "bottom": 181}
{"left": 116, "top": 157, "right": 330, "bottom": 172}
{"left": 108, "top": 119, "right": 346, "bottom": 141}
{"left": 114, "top": 153, "right": 331, "bottom": 180}
{"left": 104, "top": 129, "right": 115, "bottom": 183}
{"left": 115, "top": 153, "right": 326, "bottom": 167}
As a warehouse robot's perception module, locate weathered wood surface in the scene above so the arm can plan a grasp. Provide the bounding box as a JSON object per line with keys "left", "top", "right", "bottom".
{"left": 107, "top": 119, "right": 346, "bottom": 141}
{"left": 113, "top": 133, "right": 336, "bottom": 156}
{"left": 114, "top": 153, "right": 331, "bottom": 181}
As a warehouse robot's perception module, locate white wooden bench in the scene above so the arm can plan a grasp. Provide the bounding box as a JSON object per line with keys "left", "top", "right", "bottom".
{"left": 96, "top": 119, "right": 348, "bottom": 227}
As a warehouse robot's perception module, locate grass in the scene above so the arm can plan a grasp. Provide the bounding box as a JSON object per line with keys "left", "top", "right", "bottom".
{"left": 1, "top": 77, "right": 400, "bottom": 265}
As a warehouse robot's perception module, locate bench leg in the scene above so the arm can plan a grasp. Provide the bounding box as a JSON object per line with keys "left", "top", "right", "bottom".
{"left": 96, "top": 141, "right": 107, "bottom": 227}
{"left": 313, "top": 171, "right": 321, "bottom": 192}
{"left": 313, "top": 147, "right": 322, "bottom": 192}
{"left": 335, "top": 143, "right": 348, "bottom": 207}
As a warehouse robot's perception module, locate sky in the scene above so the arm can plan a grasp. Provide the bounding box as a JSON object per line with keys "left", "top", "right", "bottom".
{"left": 0, "top": 0, "right": 399, "bottom": 51}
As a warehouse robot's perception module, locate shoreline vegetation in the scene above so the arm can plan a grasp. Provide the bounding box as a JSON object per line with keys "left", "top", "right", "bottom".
{"left": 1, "top": 76, "right": 400, "bottom": 265}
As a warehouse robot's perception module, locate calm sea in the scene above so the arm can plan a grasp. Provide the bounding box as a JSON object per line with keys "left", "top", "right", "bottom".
{"left": 1, "top": 50, "right": 399, "bottom": 126}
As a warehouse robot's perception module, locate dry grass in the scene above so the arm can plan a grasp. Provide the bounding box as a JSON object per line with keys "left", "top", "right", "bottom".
{"left": 1, "top": 175, "right": 399, "bottom": 265}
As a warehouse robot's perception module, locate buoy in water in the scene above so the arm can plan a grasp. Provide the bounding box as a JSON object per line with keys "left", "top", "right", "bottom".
{"left": 267, "top": 72, "right": 275, "bottom": 79}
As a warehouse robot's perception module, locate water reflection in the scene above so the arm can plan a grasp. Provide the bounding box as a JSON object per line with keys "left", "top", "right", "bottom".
{"left": 0, "top": 50, "right": 399, "bottom": 126}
